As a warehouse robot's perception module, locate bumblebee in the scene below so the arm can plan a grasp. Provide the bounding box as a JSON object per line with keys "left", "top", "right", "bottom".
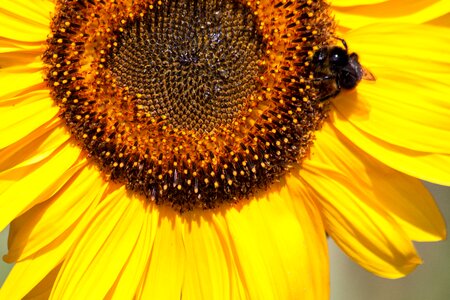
{"left": 311, "top": 39, "right": 375, "bottom": 101}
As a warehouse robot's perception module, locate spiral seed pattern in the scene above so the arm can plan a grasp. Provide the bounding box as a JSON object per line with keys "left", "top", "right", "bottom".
{"left": 109, "top": 0, "right": 264, "bottom": 132}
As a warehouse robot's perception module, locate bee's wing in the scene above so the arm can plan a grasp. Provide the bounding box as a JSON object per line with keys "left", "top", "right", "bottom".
{"left": 362, "top": 66, "right": 376, "bottom": 81}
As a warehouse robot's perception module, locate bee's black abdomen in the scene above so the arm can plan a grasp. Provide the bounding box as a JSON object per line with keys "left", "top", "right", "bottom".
{"left": 337, "top": 67, "right": 361, "bottom": 89}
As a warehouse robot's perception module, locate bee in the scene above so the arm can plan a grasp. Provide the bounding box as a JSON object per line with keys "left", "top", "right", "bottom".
{"left": 311, "top": 38, "right": 375, "bottom": 101}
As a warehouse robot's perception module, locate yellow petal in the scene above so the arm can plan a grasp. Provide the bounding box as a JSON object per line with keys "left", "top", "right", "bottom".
{"left": 0, "top": 48, "right": 42, "bottom": 69}
{"left": 0, "top": 35, "right": 43, "bottom": 73}
{"left": 181, "top": 212, "right": 231, "bottom": 299}
{"left": 6, "top": 165, "right": 106, "bottom": 261}
{"left": 0, "top": 37, "right": 43, "bottom": 53}
{"left": 51, "top": 187, "right": 145, "bottom": 299}
{"left": 0, "top": 0, "right": 53, "bottom": 42}
{"left": 285, "top": 175, "right": 330, "bottom": 300}
{"left": 345, "top": 23, "right": 450, "bottom": 77}
{"left": 0, "top": 32, "right": 43, "bottom": 68}
{"left": 0, "top": 87, "right": 49, "bottom": 109}
{"left": 332, "top": 0, "right": 388, "bottom": 6}
{"left": 223, "top": 179, "right": 329, "bottom": 300}
{"left": 0, "top": 143, "right": 82, "bottom": 231}
{"left": 0, "top": 256, "right": 61, "bottom": 300}
{"left": 1, "top": 0, "right": 53, "bottom": 26}
{"left": 105, "top": 200, "right": 158, "bottom": 300}
{"left": 427, "top": 12, "right": 450, "bottom": 27}
{"left": 332, "top": 70, "right": 450, "bottom": 154}
{"left": 136, "top": 208, "right": 185, "bottom": 300}
{"left": 301, "top": 152, "right": 422, "bottom": 278}
{"left": 1, "top": 181, "right": 105, "bottom": 299}
{"left": 211, "top": 213, "right": 249, "bottom": 299}
{"left": 0, "top": 119, "right": 66, "bottom": 173}
{"left": 334, "top": 1, "right": 450, "bottom": 29}
{"left": 0, "top": 69, "right": 45, "bottom": 100}
{"left": 309, "top": 123, "right": 446, "bottom": 242}
{"left": 333, "top": 114, "right": 450, "bottom": 186}
{"left": 0, "top": 94, "right": 59, "bottom": 149}
{"left": 23, "top": 265, "right": 60, "bottom": 300}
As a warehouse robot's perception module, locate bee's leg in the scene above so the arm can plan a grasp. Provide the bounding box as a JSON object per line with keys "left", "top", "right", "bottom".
{"left": 317, "top": 88, "right": 341, "bottom": 102}
{"left": 312, "top": 75, "right": 340, "bottom": 102}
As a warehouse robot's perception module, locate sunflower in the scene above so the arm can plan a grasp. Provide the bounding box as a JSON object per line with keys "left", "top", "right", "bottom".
{"left": 1, "top": 0, "right": 449, "bottom": 299}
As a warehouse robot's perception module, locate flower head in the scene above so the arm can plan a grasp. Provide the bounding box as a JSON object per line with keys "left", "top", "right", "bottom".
{"left": 1, "top": 0, "right": 449, "bottom": 299}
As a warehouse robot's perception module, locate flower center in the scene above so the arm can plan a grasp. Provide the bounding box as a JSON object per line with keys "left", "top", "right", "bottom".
{"left": 109, "top": 1, "right": 264, "bottom": 133}
{"left": 45, "top": 0, "right": 335, "bottom": 211}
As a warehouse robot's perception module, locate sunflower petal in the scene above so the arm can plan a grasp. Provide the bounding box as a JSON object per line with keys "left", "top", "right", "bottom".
{"left": 210, "top": 213, "right": 249, "bottom": 299}
{"left": 301, "top": 136, "right": 423, "bottom": 278}
{"left": 181, "top": 212, "right": 231, "bottom": 299}
{"left": 334, "top": 1, "right": 450, "bottom": 29}
{"left": 105, "top": 201, "right": 157, "bottom": 300}
{"left": 0, "top": 143, "right": 82, "bottom": 232}
{"left": 0, "top": 119, "right": 66, "bottom": 173}
{"left": 0, "top": 48, "right": 42, "bottom": 69}
{"left": 427, "top": 12, "right": 450, "bottom": 27}
{"left": 0, "top": 254, "right": 62, "bottom": 300}
{"left": 0, "top": 180, "right": 105, "bottom": 299}
{"left": 285, "top": 175, "right": 330, "bottom": 300}
{"left": 309, "top": 123, "right": 446, "bottom": 242}
{"left": 23, "top": 265, "right": 61, "bottom": 300}
{"left": 1, "top": 197, "right": 99, "bottom": 300}
{"left": 333, "top": 0, "right": 388, "bottom": 6}
{"left": 0, "top": 0, "right": 53, "bottom": 42}
{"left": 0, "top": 176, "right": 105, "bottom": 299}
{"left": 136, "top": 208, "right": 185, "bottom": 300}
{"left": 333, "top": 114, "right": 450, "bottom": 186}
{"left": 332, "top": 70, "right": 450, "bottom": 154}
{"left": 6, "top": 165, "right": 107, "bottom": 261}
{"left": 0, "top": 33, "right": 43, "bottom": 69}
{"left": 0, "top": 68, "right": 45, "bottom": 101}
{"left": 346, "top": 23, "right": 450, "bottom": 77}
{"left": 50, "top": 187, "right": 145, "bottom": 299}
{"left": 0, "top": 37, "right": 43, "bottom": 53}
{"left": 223, "top": 180, "right": 329, "bottom": 300}
{"left": 0, "top": 95, "right": 59, "bottom": 149}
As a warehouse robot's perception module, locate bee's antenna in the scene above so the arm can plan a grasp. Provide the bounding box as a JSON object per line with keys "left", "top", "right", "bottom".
{"left": 333, "top": 36, "right": 348, "bottom": 51}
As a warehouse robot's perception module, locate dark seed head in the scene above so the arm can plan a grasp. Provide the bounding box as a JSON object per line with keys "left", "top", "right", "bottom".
{"left": 45, "top": 0, "right": 335, "bottom": 211}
